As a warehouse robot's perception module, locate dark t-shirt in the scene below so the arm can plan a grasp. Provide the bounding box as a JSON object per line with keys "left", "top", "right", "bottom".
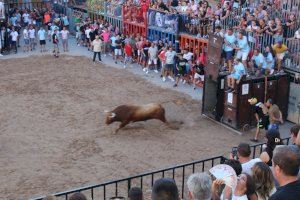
{"left": 194, "top": 64, "right": 205, "bottom": 75}
{"left": 115, "top": 39, "right": 122, "bottom": 49}
{"left": 52, "top": 33, "right": 58, "bottom": 44}
{"left": 269, "top": 180, "right": 300, "bottom": 200}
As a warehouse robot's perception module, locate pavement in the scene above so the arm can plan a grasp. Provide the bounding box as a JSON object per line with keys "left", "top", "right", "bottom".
{"left": 0, "top": 36, "right": 203, "bottom": 101}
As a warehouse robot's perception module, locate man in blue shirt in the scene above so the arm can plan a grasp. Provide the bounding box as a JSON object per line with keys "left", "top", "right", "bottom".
{"left": 250, "top": 49, "right": 267, "bottom": 75}
{"left": 37, "top": 26, "right": 47, "bottom": 52}
{"left": 235, "top": 31, "right": 250, "bottom": 68}
{"left": 222, "top": 28, "right": 236, "bottom": 72}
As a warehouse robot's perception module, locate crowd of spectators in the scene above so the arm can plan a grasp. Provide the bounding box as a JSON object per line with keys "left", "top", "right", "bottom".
{"left": 42, "top": 128, "right": 300, "bottom": 200}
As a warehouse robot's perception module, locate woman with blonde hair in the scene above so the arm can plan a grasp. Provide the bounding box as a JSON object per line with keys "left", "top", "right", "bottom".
{"left": 252, "top": 162, "right": 276, "bottom": 200}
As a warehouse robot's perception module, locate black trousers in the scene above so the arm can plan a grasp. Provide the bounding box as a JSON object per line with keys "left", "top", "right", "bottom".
{"left": 11, "top": 41, "right": 17, "bottom": 53}
{"left": 93, "top": 52, "right": 102, "bottom": 62}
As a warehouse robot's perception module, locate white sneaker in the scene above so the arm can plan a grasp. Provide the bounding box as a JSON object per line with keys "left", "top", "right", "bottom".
{"left": 143, "top": 68, "right": 146, "bottom": 72}
{"left": 154, "top": 70, "right": 159, "bottom": 73}
{"left": 145, "top": 70, "right": 149, "bottom": 74}
{"left": 77, "top": 44, "right": 80, "bottom": 46}
{"left": 0, "top": 54, "right": 3, "bottom": 56}
{"left": 183, "top": 80, "right": 186, "bottom": 84}
{"left": 162, "top": 77, "right": 166, "bottom": 82}
{"left": 123, "top": 65, "right": 126, "bottom": 68}
{"left": 104, "top": 54, "right": 107, "bottom": 57}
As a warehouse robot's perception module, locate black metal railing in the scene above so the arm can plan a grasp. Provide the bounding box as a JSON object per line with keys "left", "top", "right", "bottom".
{"left": 4, "top": 1, "right": 50, "bottom": 12}
{"left": 30, "top": 156, "right": 226, "bottom": 200}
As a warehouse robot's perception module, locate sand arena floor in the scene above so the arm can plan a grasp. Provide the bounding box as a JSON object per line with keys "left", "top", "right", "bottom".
{"left": 0, "top": 55, "right": 250, "bottom": 199}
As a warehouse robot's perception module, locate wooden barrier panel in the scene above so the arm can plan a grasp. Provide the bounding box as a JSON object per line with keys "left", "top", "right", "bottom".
{"left": 179, "top": 34, "right": 208, "bottom": 59}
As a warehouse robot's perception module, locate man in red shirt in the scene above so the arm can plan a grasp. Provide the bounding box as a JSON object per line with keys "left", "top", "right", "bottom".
{"left": 124, "top": 42, "right": 133, "bottom": 68}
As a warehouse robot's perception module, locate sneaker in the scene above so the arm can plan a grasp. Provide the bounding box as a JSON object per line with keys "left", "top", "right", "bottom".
{"left": 162, "top": 77, "right": 166, "bottom": 82}
{"left": 145, "top": 70, "right": 149, "bottom": 74}
{"left": 193, "top": 87, "right": 196, "bottom": 90}
{"left": 250, "top": 138, "right": 258, "bottom": 142}
{"left": 154, "top": 70, "right": 159, "bottom": 73}
{"left": 170, "top": 77, "right": 175, "bottom": 82}
{"left": 0, "top": 54, "right": 3, "bottom": 56}
{"left": 143, "top": 68, "right": 146, "bottom": 72}
{"left": 123, "top": 65, "right": 126, "bottom": 68}
{"left": 98, "top": 60, "right": 103, "bottom": 63}
{"left": 77, "top": 44, "right": 80, "bottom": 46}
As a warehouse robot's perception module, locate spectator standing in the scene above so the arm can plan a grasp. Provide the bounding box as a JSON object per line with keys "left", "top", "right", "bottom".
{"left": 152, "top": 178, "right": 179, "bottom": 200}
{"left": 260, "top": 129, "right": 283, "bottom": 166}
{"left": 223, "top": 28, "right": 236, "bottom": 72}
{"left": 163, "top": 46, "right": 176, "bottom": 82}
{"left": 91, "top": 35, "right": 103, "bottom": 63}
{"left": 235, "top": 31, "right": 250, "bottom": 69}
{"left": 101, "top": 29, "right": 110, "bottom": 56}
{"left": 28, "top": 26, "right": 36, "bottom": 51}
{"left": 158, "top": 46, "right": 166, "bottom": 78}
{"left": 270, "top": 145, "right": 300, "bottom": 200}
{"left": 61, "top": 14, "right": 69, "bottom": 29}
{"left": 10, "top": 27, "right": 18, "bottom": 53}
{"left": 265, "top": 98, "right": 283, "bottom": 130}
{"left": 52, "top": 29, "right": 59, "bottom": 58}
{"left": 252, "top": 162, "right": 276, "bottom": 200}
{"left": 233, "top": 143, "right": 261, "bottom": 175}
{"left": 128, "top": 187, "right": 143, "bottom": 200}
{"left": 148, "top": 42, "right": 159, "bottom": 73}
{"left": 114, "top": 35, "right": 122, "bottom": 64}
{"left": 123, "top": 41, "right": 133, "bottom": 68}
{"left": 60, "top": 26, "right": 69, "bottom": 52}
{"left": 37, "top": 26, "right": 47, "bottom": 53}
{"left": 85, "top": 26, "right": 92, "bottom": 51}
{"left": 186, "top": 172, "right": 212, "bottom": 200}
{"left": 173, "top": 53, "right": 187, "bottom": 87}
{"left": 23, "top": 26, "right": 30, "bottom": 52}
{"left": 22, "top": 10, "right": 30, "bottom": 26}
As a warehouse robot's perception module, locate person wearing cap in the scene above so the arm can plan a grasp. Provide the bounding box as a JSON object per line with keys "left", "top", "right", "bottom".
{"left": 272, "top": 40, "right": 288, "bottom": 72}
{"left": 248, "top": 98, "right": 269, "bottom": 142}
{"left": 265, "top": 98, "right": 283, "bottom": 130}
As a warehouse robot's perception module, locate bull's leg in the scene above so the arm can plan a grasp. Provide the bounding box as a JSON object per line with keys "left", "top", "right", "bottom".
{"left": 115, "top": 121, "right": 129, "bottom": 133}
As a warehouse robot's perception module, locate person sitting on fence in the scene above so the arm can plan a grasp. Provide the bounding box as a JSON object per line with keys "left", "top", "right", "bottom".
{"left": 231, "top": 142, "right": 262, "bottom": 176}
{"left": 186, "top": 172, "right": 212, "bottom": 200}
{"left": 264, "top": 46, "right": 275, "bottom": 75}
{"left": 250, "top": 48, "right": 268, "bottom": 76}
{"left": 226, "top": 58, "right": 245, "bottom": 93}
{"left": 259, "top": 129, "right": 283, "bottom": 166}
{"left": 269, "top": 145, "right": 300, "bottom": 200}
{"left": 152, "top": 178, "right": 179, "bottom": 200}
{"left": 235, "top": 31, "right": 251, "bottom": 68}
{"left": 272, "top": 40, "right": 288, "bottom": 71}
{"left": 128, "top": 187, "right": 143, "bottom": 200}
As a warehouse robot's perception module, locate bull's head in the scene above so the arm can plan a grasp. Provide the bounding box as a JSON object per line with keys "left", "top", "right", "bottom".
{"left": 105, "top": 111, "right": 116, "bottom": 125}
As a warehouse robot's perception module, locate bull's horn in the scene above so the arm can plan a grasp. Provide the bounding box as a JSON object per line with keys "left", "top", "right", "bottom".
{"left": 110, "top": 112, "right": 116, "bottom": 118}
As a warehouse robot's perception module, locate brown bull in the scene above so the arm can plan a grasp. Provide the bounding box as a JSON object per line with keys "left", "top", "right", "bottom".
{"left": 105, "top": 103, "right": 168, "bottom": 132}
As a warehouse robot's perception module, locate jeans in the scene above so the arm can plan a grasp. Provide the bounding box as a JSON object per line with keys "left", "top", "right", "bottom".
{"left": 93, "top": 52, "right": 102, "bottom": 62}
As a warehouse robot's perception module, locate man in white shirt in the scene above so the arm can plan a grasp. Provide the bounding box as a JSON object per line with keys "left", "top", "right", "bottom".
{"left": 231, "top": 143, "right": 261, "bottom": 175}
{"left": 23, "top": 26, "right": 30, "bottom": 52}
{"left": 22, "top": 11, "right": 30, "bottom": 26}
{"left": 37, "top": 26, "right": 46, "bottom": 52}
{"left": 163, "top": 46, "right": 176, "bottom": 82}
{"left": 148, "top": 42, "right": 159, "bottom": 73}
{"left": 85, "top": 26, "right": 92, "bottom": 51}
{"left": 28, "top": 26, "right": 36, "bottom": 51}
{"left": 60, "top": 26, "right": 69, "bottom": 52}
{"left": 10, "top": 27, "right": 18, "bottom": 53}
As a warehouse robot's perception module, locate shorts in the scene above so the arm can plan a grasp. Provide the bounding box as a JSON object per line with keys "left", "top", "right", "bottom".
{"left": 268, "top": 123, "right": 279, "bottom": 130}
{"left": 24, "top": 39, "right": 30, "bottom": 45}
{"left": 165, "top": 64, "right": 174, "bottom": 70}
{"left": 223, "top": 50, "right": 235, "bottom": 61}
{"left": 125, "top": 56, "right": 132, "bottom": 62}
{"left": 257, "top": 118, "right": 269, "bottom": 130}
{"left": 114, "top": 48, "right": 122, "bottom": 56}
{"left": 276, "top": 53, "right": 285, "bottom": 60}
{"left": 148, "top": 58, "right": 157, "bottom": 65}
{"left": 81, "top": 34, "right": 86, "bottom": 40}
{"left": 62, "top": 39, "right": 68, "bottom": 44}
{"left": 236, "top": 50, "right": 249, "bottom": 61}
{"left": 229, "top": 73, "right": 241, "bottom": 80}
{"left": 40, "top": 40, "right": 46, "bottom": 45}
{"left": 194, "top": 73, "right": 204, "bottom": 81}
{"left": 76, "top": 32, "right": 81, "bottom": 39}
{"left": 29, "top": 38, "right": 35, "bottom": 44}
{"left": 175, "top": 69, "right": 186, "bottom": 77}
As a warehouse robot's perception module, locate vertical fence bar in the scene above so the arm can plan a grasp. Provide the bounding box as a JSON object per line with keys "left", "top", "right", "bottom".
{"left": 103, "top": 185, "right": 106, "bottom": 200}
{"left": 115, "top": 182, "right": 118, "bottom": 197}
{"left": 140, "top": 177, "right": 143, "bottom": 190}
{"left": 182, "top": 166, "right": 185, "bottom": 199}
{"left": 91, "top": 188, "right": 94, "bottom": 200}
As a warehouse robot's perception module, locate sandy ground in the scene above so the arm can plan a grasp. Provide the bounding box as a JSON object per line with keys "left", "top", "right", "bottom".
{"left": 0, "top": 55, "right": 252, "bottom": 200}
{"left": 0, "top": 55, "right": 274, "bottom": 199}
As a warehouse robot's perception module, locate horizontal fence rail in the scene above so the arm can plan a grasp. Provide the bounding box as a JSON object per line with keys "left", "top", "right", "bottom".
{"left": 30, "top": 156, "right": 226, "bottom": 200}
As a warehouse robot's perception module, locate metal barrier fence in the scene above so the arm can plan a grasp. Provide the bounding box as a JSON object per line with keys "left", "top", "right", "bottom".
{"left": 232, "top": 137, "right": 291, "bottom": 159}
{"left": 31, "top": 156, "right": 225, "bottom": 200}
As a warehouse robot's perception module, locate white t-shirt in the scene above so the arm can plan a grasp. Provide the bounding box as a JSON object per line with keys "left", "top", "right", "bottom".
{"left": 28, "top": 29, "right": 35, "bottom": 39}
{"left": 295, "top": 30, "right": 300, "bottom": 39}
{"left": 165, "top": 51, "right": 176, "bottom": 64}
{"left": 183, "top": 52, "right": 193, "bottom": 61}
{"left": 85, "top": 29, "right": 91, "bottom": 39}
{"left": 23, "top": 29, "right": 29, "bottom": 39}
{"left": 22, "top": 13, "right": 30, "bottom": 23}
{"left": 10, "top": 31, "right": 18, "bottom": 41}
{"left": 37, "top": 29, "right": 46, "bottom": 40}
{"left": 241, "top": 158, "right": 261, "bottom": 175}
{"left": 232, "top": 194, "right": 248, "bottom": 200}
{"left": 60, "top": 30, "right": 69, "bottom": 40}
